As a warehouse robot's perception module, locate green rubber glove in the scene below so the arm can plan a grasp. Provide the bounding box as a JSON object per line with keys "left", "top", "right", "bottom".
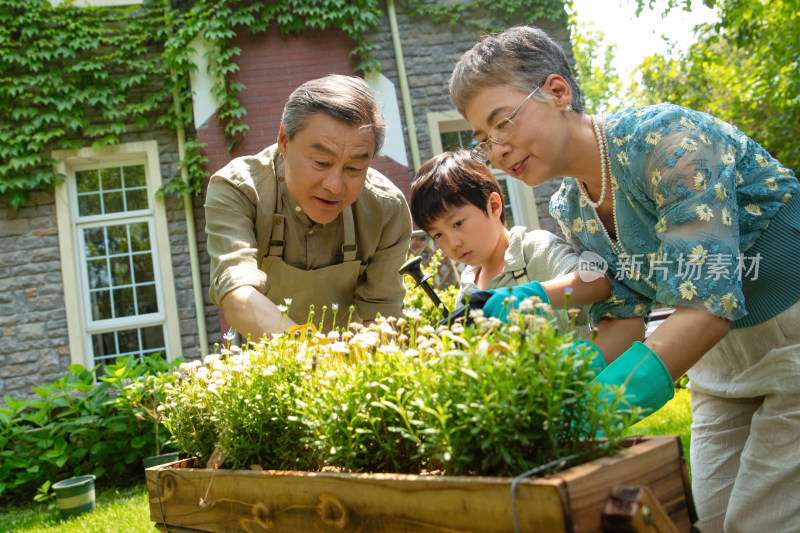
{"left": 592, "top": 341, "right": 674, "bottom": 421}
{"left": 481, "top": 281, "right": 549, "bottom": 322}
{"left": 567, "top": 339, "right": 607, "bottom": 377}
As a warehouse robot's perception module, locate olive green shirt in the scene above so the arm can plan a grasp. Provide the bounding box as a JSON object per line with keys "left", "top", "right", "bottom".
{"left": 205, "top": 145, "right": 412, "bottom": 321}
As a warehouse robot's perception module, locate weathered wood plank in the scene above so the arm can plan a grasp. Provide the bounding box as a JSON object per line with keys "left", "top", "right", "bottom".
{"left": 146, "top": 435, "right": 692, "bottom": 533}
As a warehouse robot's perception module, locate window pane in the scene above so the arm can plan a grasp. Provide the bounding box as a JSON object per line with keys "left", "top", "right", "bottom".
{"left": 101, "top": 167, "right": 122, "bottom": 190}
{"left": 142, "top": 325, "right": 165, "bottom": 350}
{"left": 440, "top": 131, "right": 464, "bottom": 152}
{"left": 107, "top": 225, "right": 129, "bottom": 255}
{"left": 110, "top": 256, "right": 131, "bottom": 286}
{"left": 76, "top": 170, "right": 98, "bottom": 193}
{"left": 124, "top": 165, "right": 146, "bottom": 187}
{"left": 118, "top": 328, "right": 139, "bottom": 354}
{"left": 91, "top": 290, "right": 112, "bottom": 321}
{"left": 93, "top": 331, "right": 117, "bottom": 356}
{"left": 439, "top": 129, "right": 478, "bottom": 152}
{"left": 126, "top": 189, "right": 148, "bottom": 211}
{"left": 103, "top": 191, "right": 124, "bottom": 214}
{"left": 91, "top": 326, "right": 167, "bottom": 374}
{"left": 78, "top": 193, "right": 101, "bottom": 217}
{"left": 84, "top": 227, "right": 106, "bottom": 257}
{"left": 113, "top": 287, "right": 135, "bottom": 318}
{"left": 88, "top": 258, "right": 109, "bottom": 289}
{"left": 128, "top": 223, "right": 150, "bottom": 252}
{"left": 136, "top": 284, "right": 158, "bottom": 314}
{"left": 132, "top": 253, "right": 154, "bottom": 283}
{"left": 76, "top": 165, "right": 149, "bottom": 217}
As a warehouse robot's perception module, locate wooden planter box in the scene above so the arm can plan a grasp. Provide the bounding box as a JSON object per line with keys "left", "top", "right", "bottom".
{"left": 146, "top": 435, "right": 696, "bottom": 533}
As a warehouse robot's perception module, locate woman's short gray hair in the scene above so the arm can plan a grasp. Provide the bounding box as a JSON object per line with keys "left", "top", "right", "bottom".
{"left": 281, "top": 74, "right": 386, "bottom": 154}
{"left": 449, "top": 26, "right": 585, "bottom": 116}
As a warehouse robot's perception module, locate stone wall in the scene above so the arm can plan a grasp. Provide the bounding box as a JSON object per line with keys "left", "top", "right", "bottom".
{"left": 366, "top": 3, "right": 571, "bottom": 234}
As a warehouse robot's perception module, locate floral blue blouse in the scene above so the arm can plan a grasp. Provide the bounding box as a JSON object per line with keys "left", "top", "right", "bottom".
{"left": 550, "top": 104, "right": 797, "bottom": 325}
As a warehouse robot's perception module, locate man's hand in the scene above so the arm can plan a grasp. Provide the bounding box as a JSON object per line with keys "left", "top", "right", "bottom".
{"left": 220, "top": 286, "right": 297, "bottom": 342}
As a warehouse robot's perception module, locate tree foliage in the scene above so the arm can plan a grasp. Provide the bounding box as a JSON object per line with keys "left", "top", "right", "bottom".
{"left": 568, "top": 17, "right": 622, "bottom": 114}
{"left": 631, "top": 0, "right": 800, "bottom": 171}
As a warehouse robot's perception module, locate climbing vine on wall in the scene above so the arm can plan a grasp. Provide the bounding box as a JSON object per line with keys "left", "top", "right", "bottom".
{"left": 0, "top": 0, "right": 384, "bottom": 208}
{"left": 0, "top": 0, "right": 565, "bottom": 209}
{"left": 406, "top": 0, "right": 567, "bottom": 32}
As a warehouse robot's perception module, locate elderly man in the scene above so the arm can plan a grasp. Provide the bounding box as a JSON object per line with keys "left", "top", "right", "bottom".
{"left": 205, "top": 74, "right": 411, "bottom": 340}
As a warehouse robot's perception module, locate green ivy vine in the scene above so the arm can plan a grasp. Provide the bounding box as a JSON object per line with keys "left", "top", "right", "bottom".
{"left": 406, "top": 0, "right": 567, "bottom": 33}
{"left": 0, "top": 0, "right": 564, "bottom": 209}
{"left": 0, "top": 0, "right": 383, "bottom": 208}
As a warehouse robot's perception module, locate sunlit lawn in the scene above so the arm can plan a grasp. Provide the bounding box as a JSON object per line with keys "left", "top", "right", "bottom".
{"left": 0, "top": 483, "right": 153, "bottom": 533}
{"left": 624, "top": 387, "right": 693, "bottom": 477}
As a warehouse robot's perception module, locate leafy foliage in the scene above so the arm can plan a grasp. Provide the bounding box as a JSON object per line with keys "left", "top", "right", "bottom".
{"left": 162, "top": 260, "right": 639, "bottom": 476}
{"left": 406, "top": 0, "right": 568, "bottom": 32}
{"left": 0, "top": 356, "right": 180, "bottom": 503}
{"left": 567, "top": 17, "right": 622, "bottom": 114}
{"left": 0, "top": 0, "right": 386, "bottom": 208}
{"left": 630, "top": 0, "right": 800, "bottom": 171}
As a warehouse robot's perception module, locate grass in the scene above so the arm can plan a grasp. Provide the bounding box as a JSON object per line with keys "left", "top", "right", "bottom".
{"left": 624, "top": 388, "right": 693, "bottom": 477}
{"left": 0, "top": 483, "right": 153, "bottom": 533}
{"left": 0, "top": 390, "right": 692, "bottom": 532}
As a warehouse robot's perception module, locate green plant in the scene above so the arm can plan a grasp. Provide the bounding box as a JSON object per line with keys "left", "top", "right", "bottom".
{"left": 163, "top": 283, "right": 640, "bottom": 477}
{"left": 99, "top": 355, "right": 181, "bottom": 458}
{"left": 0, "top": 356, "right": 180, "bottom": 504}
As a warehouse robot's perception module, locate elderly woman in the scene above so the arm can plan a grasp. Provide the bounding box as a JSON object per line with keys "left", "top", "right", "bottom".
{"left": 448, "top": 25, "right": 800, "bottom": 533}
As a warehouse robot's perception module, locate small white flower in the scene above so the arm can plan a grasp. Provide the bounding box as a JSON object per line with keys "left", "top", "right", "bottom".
{"left": 277, "top": 305, "right": 288, "bottom": 313}
{"left": 284, "top": 298, "right": 293, "bottom": 305}
{"left": 403, "top": 307, "right": 422, "bottom": 319}
{"left": 518, "top": 298, "right": 535, "bottom": 312}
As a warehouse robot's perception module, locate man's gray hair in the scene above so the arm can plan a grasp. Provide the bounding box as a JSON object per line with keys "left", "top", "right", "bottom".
{"left": 281, "top": 74, "right": 386, "bottom": 154}
{"left": 449, "top": 26, "right": 585, "bottom": 116}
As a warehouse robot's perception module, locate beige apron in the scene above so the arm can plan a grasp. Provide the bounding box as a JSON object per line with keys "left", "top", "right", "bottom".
{"left": 259, "top": 179, "right": 363, "bottom": 332}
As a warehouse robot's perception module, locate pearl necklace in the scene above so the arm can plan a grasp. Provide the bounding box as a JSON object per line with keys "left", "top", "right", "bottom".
{"left": 579, "top": 115, "right": 609, "bottom": 209}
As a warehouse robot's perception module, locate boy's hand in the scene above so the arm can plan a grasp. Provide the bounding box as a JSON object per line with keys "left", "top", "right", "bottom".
{"left": 481, "top": 281, "right": 549, "bottom": 322}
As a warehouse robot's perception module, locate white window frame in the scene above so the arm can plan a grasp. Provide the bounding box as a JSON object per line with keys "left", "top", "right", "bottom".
{"left": 53, "top": 141, "right": 181, "bottom": 367}
{"left": 427, "top": 110, "right": 540, "bottom": 230}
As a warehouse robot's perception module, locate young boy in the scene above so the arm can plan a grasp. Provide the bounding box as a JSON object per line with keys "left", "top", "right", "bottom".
{"left": 409, "top": 150, "right": 610, "bottom": 336}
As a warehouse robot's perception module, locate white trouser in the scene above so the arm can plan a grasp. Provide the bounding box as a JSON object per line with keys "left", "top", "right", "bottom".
{"left": 687, "top": 298, "right": 800, "bottom": 533}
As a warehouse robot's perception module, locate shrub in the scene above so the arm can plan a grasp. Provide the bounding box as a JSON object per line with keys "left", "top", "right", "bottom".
{"left": 0, "top": 356, "right": 180, "bottom": 503}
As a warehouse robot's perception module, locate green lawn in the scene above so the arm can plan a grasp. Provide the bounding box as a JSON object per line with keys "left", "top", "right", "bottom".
{"left": 624, "top": 387, "right": 693, "bottom": 476}
{"left": 0, "top": 390, "right": 692, "bottom": 532}
{"left": 0, "top": 483, "right": 153, "bottom": 533}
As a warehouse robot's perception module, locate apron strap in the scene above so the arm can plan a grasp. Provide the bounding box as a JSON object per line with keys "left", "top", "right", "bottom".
{"left": 268, "top": 213, "right": 285, "bottom": 257}
{"left": 342, "top": 206, "right": 357, "bottom": 262}
{"left": 512, "top": 268, "right": 530, "bottom": 283}
{"left": 267, "top": 175, "right": 286, "bottom": 258}
{"left": 513, "top": 235, "right": 531, "bottom": 283}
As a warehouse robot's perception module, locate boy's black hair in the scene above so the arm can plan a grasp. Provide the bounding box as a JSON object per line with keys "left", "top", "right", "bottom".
{"left": 409, "top": 149, "right": 506, "bottom": 232}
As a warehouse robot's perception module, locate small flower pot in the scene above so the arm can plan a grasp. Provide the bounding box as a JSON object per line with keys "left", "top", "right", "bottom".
{"left": 143, "top": 451, "right": 181, "bottom": 469}
{"left": 51, "top": 475, "right": 96, "bottom": 519}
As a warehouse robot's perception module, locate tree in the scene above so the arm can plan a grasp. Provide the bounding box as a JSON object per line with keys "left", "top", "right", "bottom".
{"left": 630, "top": 0, "right": 800, "bottom": 170}
{"left": 568, "top": 18, "right": 623, "bottom": 114}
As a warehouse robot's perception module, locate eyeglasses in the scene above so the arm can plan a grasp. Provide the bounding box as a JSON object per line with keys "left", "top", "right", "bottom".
{"left": 470, "top": 83, "right": 545, "bottom": 164}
